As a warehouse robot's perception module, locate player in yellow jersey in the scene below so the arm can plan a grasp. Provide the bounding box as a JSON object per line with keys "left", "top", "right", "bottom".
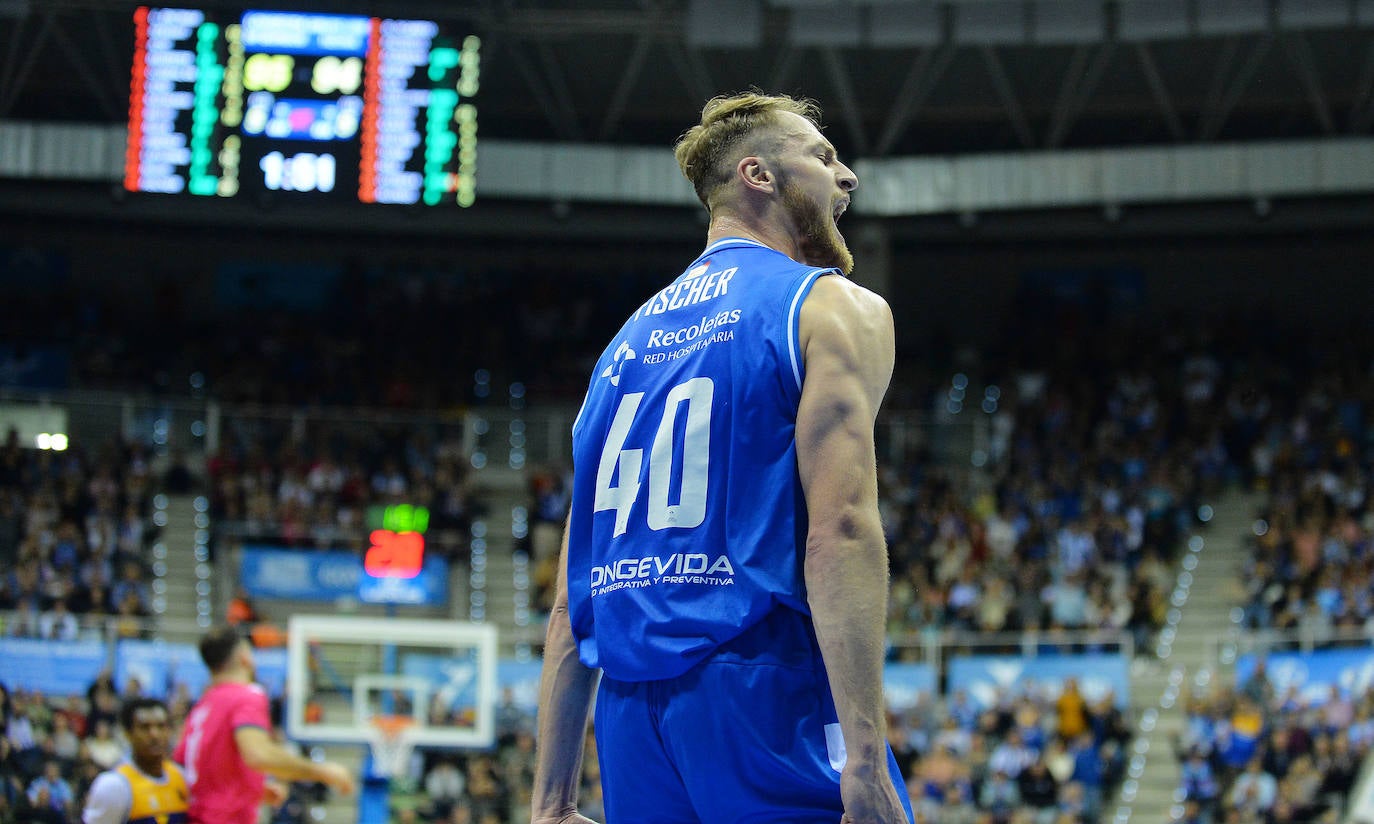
{"left": 83, "top": 698, "right": 189, "bottom": 824}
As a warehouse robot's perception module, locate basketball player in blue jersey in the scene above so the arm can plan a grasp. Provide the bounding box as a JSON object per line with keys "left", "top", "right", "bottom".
{"left": 532, "top": 91, "right": 914, "bottom": 824}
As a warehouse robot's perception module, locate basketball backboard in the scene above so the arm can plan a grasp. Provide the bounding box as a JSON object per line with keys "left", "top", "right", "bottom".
{"left": 284, "top": 615, "right": 500, "bottom": 772}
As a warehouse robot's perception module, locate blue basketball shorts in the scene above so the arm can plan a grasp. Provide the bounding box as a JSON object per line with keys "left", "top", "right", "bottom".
{"left": 592, "top": 608, "right": 915, "bottom": 824}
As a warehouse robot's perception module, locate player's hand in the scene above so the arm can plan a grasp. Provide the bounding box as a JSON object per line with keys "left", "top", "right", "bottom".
{"left": 314, "top": 761, "right": 357, "bottom": 796}
{"left": 262, "top": 778, "right": 290, "bottom": 807}
{"left": 838, "top": 763, "right": 908, "bottom": 824}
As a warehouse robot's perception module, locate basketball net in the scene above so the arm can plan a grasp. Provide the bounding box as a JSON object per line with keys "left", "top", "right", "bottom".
{"left": 368, "top": 715, "right": 416, "bottom": 780}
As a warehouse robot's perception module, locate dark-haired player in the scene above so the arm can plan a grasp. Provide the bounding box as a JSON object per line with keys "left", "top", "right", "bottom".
{"left": 174, "top": 625, "right": 355, "bottom": 824}
{"left": 82, "top": 698, "right": 188, "bottom": 823}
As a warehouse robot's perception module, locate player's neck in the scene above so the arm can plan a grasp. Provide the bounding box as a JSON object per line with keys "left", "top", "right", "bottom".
{"left": 706, "top": 213, "right": 804, "bottom": 266}
{"left": 134, "top": 757, "right": 165, "bottom": 778}
{"left": 211, "top": 665, "right": 252, "bottom": 686}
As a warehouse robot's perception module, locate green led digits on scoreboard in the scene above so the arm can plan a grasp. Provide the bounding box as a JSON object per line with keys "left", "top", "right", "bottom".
{"left": 366, "top": 504, "right": 430, "bottom": 533}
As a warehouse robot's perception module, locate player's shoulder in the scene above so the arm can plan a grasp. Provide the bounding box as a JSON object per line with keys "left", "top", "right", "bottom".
{"left": 92, "top": 767, "right": 133, "bottom": 789}
{"left": 214, "top": 680, "right": 268, "bottom": 698}
{"left": 800, "top": 274, "right": 893, "bottom": 339}
{"left": 806, "top": 273, "right": 889, "bottom": 314}
{"left": 86, "top": 767, "right": 134, "bottom": 802}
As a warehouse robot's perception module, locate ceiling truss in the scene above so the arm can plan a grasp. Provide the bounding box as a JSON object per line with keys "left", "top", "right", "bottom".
{"left": 0, "top": 2, "right": 1371, "bottom": 160}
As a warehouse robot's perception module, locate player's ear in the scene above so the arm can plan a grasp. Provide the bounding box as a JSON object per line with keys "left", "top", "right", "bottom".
{"left": 737, "top": 156, "right": 774, "bottom": 194}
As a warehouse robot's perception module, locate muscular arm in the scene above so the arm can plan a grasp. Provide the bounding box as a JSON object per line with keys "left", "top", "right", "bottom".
{"left": 796, "top": 275, "right": 902, "bottom": 820}
{"left": 530, "top": 522, "right": 600, "bottom": 824}
{"left": 233, "top": 727, "right": 353, "bottom": 793}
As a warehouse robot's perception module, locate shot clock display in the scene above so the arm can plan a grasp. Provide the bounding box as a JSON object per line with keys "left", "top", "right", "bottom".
{"left": 125, "top": 7, "right": 480, "bottom": 206}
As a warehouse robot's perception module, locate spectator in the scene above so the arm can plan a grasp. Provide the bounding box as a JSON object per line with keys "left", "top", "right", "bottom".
{"left": 1218, "top": 698, "right": 1266, "bottom": 774}
{"left": 83, "top": 720, "right": 121, "bottom": 771}
{"left": 1054, "top": 679, "right": 1088, "bottom": 742}
{"left": 1239, "top": 659, "right": 1274, "bottom": 707}
{"left": 933, "top": 717, "right": 972, "bottom": 759}
{"left": 989, "top": 729, "right": 1037, "bottom": 780}
{"left": 497, "top": 731, "right": 536, "bottom": 820}
{"left": 37, "top": 599, "right": 78, "bottom": 642}
{"left": 225, "top": 587, "right": 260, "bottom": 627}
{"left": 1177, "top": 800, "right": 1210, "bottom": 824}
{"left": 979, "top": 769, "right": 1021, "bottom": 821}
{"left": 423, "top": 758, "right": 465, "bottom": 820}
{"left": 464, "top": 756, "right": 505, "bottom": 821}
{"left": 47, "top": 715, "right": 78, "bottom": 767}
{"left": 1320, "top": 686, "right": 1354, "bottom": 733}
{"left": 7, "top": 596, "right": 40, "bottom": 638}
{"left": 1280, "top": 754, "right": 1322, "bottom": 816}
{"left": 1228, "top": 758, "right": 1277, "bottom": 815}
{"left": 110, "top": 562, "right": 150, "bottom": 616}
{"left": 26, "top": 761, "right": 73, "bottom": 818}
{"left": 493, "top": 688, "right": 533, "bottom": 745}
{"left": 1179, "top": 748, "right": 1219, "bottom": 808}
{"left": 0, "top": 739, "right": 23, "bottom": 810}
{"left": 21, "top": 785, "right": 66, "bottom": 824}
{"left": 1067, "top": 734, "right": 1104, "bottom": 820}
{"left": 1055, "top": 781, "right": 1089, "bottom": 824}
{"left": 5, "top": 696, "right": 36, "bottom": 756}
{"left": 1017, "top": 759, "right": 1059, "bottom": 819}
{"left": 938, "top": 782, "right": 979, "bottom": 824}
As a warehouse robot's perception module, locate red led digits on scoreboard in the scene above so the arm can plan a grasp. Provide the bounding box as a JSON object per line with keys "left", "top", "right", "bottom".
{"left": 358, "top": 16, "right": 382, "bottom": 202}
{"left": 125, "top": 7, "right": 150, "bottom": 191}
{"left": 365, "top": 530, "right": 424, "bottom": 579}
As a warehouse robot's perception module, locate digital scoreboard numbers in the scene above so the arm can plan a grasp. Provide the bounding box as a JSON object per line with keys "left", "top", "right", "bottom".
{"left": 125, "top": 7, "right": 479, "bottom": 206}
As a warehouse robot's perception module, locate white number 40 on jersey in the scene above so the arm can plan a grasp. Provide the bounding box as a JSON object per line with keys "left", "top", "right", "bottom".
{"left": 594, "top": 377, "right": 713, "bottom": 536}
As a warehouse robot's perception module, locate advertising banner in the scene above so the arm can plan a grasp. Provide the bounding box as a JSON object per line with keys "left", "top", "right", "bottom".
{"left": 1236, "top": 648, "right": 1374, "bottom": 705}
{"left": 947, "top": 653, "right": 1130, "bottom": 709}
{"left": 0, "top": 639, "right": 107, "bottom": 696}
{"left": 116, "top": 640, "right": 288, "bottom": 699}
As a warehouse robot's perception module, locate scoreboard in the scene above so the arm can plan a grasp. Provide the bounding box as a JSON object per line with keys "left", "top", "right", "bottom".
{"left": 126, "top": 7, "right": 479, "bottom": 206}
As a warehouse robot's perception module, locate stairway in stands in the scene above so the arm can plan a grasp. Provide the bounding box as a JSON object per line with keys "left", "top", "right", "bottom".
{"left": 153, "top": 492, "right": 213, "bottom": 643}
{"left": 468, "top": 466, "right": 540, "bottom": 657}
{"left": 1118, "top": 489, "right": 1264, "bottom": 824}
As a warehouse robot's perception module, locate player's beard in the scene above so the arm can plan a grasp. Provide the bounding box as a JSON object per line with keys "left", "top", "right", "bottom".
{"left": 781, "top": 179, "right": 854, "bottom": 275}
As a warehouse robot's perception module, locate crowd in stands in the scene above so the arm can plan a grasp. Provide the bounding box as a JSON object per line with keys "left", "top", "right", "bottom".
{"left": 876, "top": 310, "right": 1289, "bottom": 657}
{"left": 2, "top": 260, "right": 662, "bottom": 409}
{"left": 388, "top": 679, "right": 1135, "bottom": 824}
{"left": 3, "top": 668, "right": 1368, "bottom": 824}
{"left": 1163, "top": 334, "right": 1372, "bottom": 823}
{"left": 205, "top": 419, "right": 486, "bottom": 562}
{"left": 1234, "top": 361, "right": 1374, "bottom": 643}
{"left": 1173, "top": 663, "right": 1371, "bottom": 824}
{"left": 889, "top": 676, "right": 1133, "bottom": 824}
{"left": 0, "top": 430, "right": 158, "bottom": 641}
{"left": 0, "top": 676, "right": 167, "bottom": 824}
{"left": 5, "top": 238, "right": 1374, "bottom": 824}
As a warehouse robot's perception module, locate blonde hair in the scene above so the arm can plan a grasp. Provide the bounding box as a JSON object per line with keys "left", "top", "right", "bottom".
{"left": 674, "top": 91, "right": 821, "bottom": 209}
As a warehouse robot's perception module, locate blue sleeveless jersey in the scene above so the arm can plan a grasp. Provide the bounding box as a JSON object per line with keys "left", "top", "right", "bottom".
{"left": 568, "top": 237, "right": 837, "bottom": 681}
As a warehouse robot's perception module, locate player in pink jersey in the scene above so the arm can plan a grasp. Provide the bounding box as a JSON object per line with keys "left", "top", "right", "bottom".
{"left": 174, "top": 626, "right": 355, "bottom": 824}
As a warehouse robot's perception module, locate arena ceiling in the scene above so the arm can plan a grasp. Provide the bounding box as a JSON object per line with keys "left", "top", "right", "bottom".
{"left": 4, "top": 0, "right": 1374, "bottom": 158}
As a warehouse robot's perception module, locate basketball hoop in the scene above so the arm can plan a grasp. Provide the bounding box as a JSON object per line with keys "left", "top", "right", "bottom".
{"left": 368, "top": 715, "right": 416, "bottom": 780}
